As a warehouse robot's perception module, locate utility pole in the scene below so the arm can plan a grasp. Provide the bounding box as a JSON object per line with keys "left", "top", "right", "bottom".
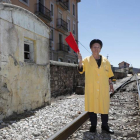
{"left": 107, "top": 54, "right": 109, "bottom": 59}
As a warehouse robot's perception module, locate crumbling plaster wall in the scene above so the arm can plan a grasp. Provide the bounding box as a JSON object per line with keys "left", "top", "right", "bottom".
{"left": 0, "top": 3, "right": 50, "bottom": 120}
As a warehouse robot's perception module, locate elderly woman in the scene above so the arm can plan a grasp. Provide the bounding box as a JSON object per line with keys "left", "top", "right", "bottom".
{"left": 77, "top": 39, "right": 114, "bottom": 134}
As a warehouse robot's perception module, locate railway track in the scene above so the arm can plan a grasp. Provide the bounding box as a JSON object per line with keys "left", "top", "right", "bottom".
{"left": 48, "top": 75, "right": 140, "bottom": 140}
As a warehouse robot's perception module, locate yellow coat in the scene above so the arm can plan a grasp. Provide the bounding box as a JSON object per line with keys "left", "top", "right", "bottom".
{"left": 77, "top": 55, "right": 114, "bottom": 114}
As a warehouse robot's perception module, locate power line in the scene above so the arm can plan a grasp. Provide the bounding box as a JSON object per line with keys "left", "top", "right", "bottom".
{"left": 47, "top": 24, "right": 91, "bottom": 54}
{"left": 78, "top": 41, "right": 92, "bottom": 54}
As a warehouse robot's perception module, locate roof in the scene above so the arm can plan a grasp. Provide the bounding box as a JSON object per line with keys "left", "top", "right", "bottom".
{"left": 118, "top": 61, "right": 130, "bottom": 65}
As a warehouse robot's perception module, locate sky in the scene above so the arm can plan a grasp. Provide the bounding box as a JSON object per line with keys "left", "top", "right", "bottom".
{"left": 78, "top": 0, "right": 140, "bottom": 68}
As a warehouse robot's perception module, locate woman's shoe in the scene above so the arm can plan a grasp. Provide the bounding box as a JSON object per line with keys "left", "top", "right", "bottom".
{"left": 90, "top": 125, "right": 96, "bottom": 132}
{"left": 101, "top": 125, "right": 114, "bottom": 134}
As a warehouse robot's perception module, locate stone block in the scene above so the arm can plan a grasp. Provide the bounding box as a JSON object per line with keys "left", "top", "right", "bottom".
{"left": 75, "top": 86, "right": 85, "bottom": 95}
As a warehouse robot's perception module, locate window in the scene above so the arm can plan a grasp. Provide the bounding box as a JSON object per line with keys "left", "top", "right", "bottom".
{"left": 68, "top": 46, "right": 70, "bottom": 51}
{"left": 68, "top": 59, "right": 71, "bottom": 63}
{"left": 50, "top": 29, "right": 54, "bottom": 41}
{"left": 39, "top": 0, "right": 44, "bottom": 5}
{"left": 19, "top": 0, "right": 29, "bottom": 6}
{"left": 58, "top": 11, "right": 62, "bottom": 19}
{"left": 67, "top": 19, "right": 70, "bottom": 32}
{"left": 73, "top": 23, "right": 76, "bottom": 35}
{"left": 22, "top": 0, "right": 28, "bottom": 3}
{"left": 24, "top": 38, "right": 34, "bottom": 62}
{"left": 58, "top": 58, "right": 63, "bottom": 62}
{"left": 51, "top": 4, "right": 54, "bottom": 16}
{"left": 24, "top": 44, "right": 30, "bottom": 60}
{"left": 68, "top": 0, "right": 70, "bottom": 11}
{"left": 73, "top": 61, "right": 76, "bottom": 64}
{"left": 59, "top": 34, "right": 63, "bottom": 43}
{"left": 58, "top": 11, "right": 62, "bottom": 25}
{"left": 73, "top": 3, "right": 75, "bottom": 16}
{"left": 124, "top": 62, "right": 126, "bottom": 68}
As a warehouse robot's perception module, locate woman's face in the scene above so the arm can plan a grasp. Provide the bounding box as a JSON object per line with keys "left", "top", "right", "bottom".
{"left": 91, "top": 43, "right": 101, "bottom": 55}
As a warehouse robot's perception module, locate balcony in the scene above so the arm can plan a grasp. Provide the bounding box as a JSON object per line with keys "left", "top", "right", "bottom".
{"left": 56, "top": 18, "right": 68, "bottom": 32}
{"left": 35, "top": 2, "right": 52, "bottom": 22}
{"left": 56, "top": 0, "right": 68, "bottom": 10}
{"left": 57, "top": 43, "right": 69, "bottom": 52}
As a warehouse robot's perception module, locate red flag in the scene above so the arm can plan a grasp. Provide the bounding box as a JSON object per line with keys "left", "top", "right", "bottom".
{"left": 65, "top": 32, "right": 80, "bottom": 53}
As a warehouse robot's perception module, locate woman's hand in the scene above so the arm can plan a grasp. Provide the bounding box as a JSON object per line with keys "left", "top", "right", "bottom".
{"left": 109, "top": 79, "right": 114, "bottom": 93}
{"left": 110, "top": 84, "right": 114, "bottom": 93}
{"left": 77, "top": 52, "right": 82, "bottom": 67}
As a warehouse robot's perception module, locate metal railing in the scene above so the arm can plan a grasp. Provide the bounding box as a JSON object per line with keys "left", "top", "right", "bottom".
{"left": 35, "top": 2, "right": 52, "bottom": 22}
{"left": 57, "top": 18, "right": 68, "bottom": 32}
{"left": 58, "top": 43, "right": 69, "bottom": 52}
{"left": 56, "top": 0, "right": 69, "bottom": 10}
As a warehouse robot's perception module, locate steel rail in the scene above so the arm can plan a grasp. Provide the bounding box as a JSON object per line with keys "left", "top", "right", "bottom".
{"left": 47, "top": 76, "right": 134, "bottom": 140}
{"left": 110, "top": 76, "right": 133, "bottom": 97}
{"left": 47, "top": 111, "right": 89, "bottom": 140}
{"left": 135, "top": 74, "right": 140, "bottom": 108}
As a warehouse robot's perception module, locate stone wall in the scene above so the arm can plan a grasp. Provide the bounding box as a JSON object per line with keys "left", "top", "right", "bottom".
{"left": 50, "top": 60, "right": 85, "bottom": 97}
{"left": 114, "top": 72, "right": 127, "bottom": 79}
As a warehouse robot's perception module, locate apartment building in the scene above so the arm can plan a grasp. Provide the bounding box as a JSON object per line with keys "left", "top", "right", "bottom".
{"left": 10, "top": 0, "right": 81, "bottom": 64}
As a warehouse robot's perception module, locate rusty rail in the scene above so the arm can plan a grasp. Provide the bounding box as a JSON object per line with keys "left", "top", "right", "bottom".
{"left": 47, "top": 111, "right": 89, "bottom": 140}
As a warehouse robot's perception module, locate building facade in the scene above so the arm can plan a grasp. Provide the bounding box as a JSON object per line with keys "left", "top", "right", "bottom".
{"left": 10, "top": 0, "right": 81, "bottom": 64}
{"left": 118, "top": 61, "right": 130, "bottom": 68}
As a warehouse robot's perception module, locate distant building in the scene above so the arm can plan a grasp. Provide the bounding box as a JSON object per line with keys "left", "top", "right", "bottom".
{"left": 112, "top": 61, "right": 140, "bottom": 75}
{"left": 118, "top": 61, "right": 130, "bottom": 68}
{"left": 10, "top": 0, "right": 81, "bottom": 64}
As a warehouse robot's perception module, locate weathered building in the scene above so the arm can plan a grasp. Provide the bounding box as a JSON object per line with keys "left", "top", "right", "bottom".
{"left": 0, "top": 3, "right": 50, "bottom": 119}
{"left": 10, "top": 0, "right": 81, "bottom": 64}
